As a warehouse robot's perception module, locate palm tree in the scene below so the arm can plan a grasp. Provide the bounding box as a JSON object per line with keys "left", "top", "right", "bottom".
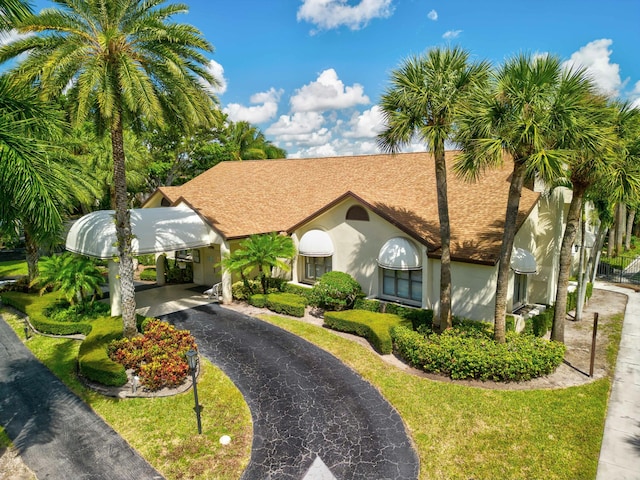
{"left": 1, "top": 0, "right": 218, "bottom": 337}
{"left": 32, "top": 252, "right": 105, "bottom": 304}
{"left": 0, "top": 0, "right": 31, "bottom": 29}
{"left": 549, "top": 98, "right": 620, "bottom": 342}
{"left": 455, "top": 54, "right": 598, "bottom": 343}
{"left": 225, "top": 120, "right": 287, "bottom": 160}
{"left": 377, "top": 46, "right": 489, "bottom": 332}
{"left": 220, "top": 233, "right": 296, "bottom": 294}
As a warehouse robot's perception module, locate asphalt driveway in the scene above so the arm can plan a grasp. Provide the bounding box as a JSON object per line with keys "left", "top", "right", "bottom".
{"left": 0, "top": 316, "right": 163, "bottom": 480}
{"left": 161, "top": 303, "right": 419, "bottom": 480}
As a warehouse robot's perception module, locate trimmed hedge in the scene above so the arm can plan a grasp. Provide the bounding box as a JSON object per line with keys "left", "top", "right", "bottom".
{"left": 324, "top": 310, "right": 410, "bottom": 354}
{"left": 139, "top": 268, "right": 156, "bottom": 281}
{"left": 353, "top": 297, "right": 434, "bottom": 330}
{"left": 78, "top": 316, "right": 128, "bottom": 386}
{"left": 282, "top": 282, "right": 313, "bottom": 302}
{"left": 266, "top": 293, "right": 306, "bottom": 317}
{"left": 1, "top": 291, "right": 92, "bottom": 335}
{"left": 308, "top": 271, "right": 362, "bottom": 311}
{"left": 392, "top": 325, "right": 566, "bottom": 382}
{"left": 249, "top": 292, "right": 306, "bottom": 317}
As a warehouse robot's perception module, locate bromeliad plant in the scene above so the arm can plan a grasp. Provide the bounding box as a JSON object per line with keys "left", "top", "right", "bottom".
{"left": 108, "top": 320, "right": 197, "bottom": 391}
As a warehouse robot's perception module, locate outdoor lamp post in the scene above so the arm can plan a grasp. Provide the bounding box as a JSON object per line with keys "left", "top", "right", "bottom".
{"left": 186, "top": 349, "right": 202, "bottom": 434}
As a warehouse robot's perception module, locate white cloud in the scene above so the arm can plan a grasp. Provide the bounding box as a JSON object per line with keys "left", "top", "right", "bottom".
{"left": 343, "top": 105, "right": 384, "bottom": 138}
{"left": 563, "top": 39, "right": 622, "bottom": 98}
{"left": 0, "top": 28, "right": 32, "bottom": 47}
{"left": 427, "top": 9, "right": 438, "bottom": 21}
{"left": 266, "top": 111, "right": 331, "bottom": 146}
{"left": 630, "top": 81, "right": 640, "bottom": 109}
{"left": 297, "top": 0, "right": 394, "bottom": 32}
{"left": 201, "top": 59, "right": 227, "bottom": 95}
{"left": 290, "top": 68, "right": 370, "bottom": 113}
{"left": 442, "top": 29, "right": 462, "bottom": 40}
{"left": 224, "top": 87, "right": 282, "bottom": 124}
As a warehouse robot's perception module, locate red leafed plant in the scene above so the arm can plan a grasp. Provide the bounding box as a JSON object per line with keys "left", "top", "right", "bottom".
{"left": 108, "top": 320, "right": 197, "bottom": 391}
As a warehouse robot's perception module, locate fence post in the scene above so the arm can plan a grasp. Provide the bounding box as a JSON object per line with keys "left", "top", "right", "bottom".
{"left": 589, "top": 312, "right": 599, "bottom": 377}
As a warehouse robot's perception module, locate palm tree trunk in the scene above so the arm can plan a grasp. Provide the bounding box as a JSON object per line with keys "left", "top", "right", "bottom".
{"left": 615, "top": 202, "right": 625, "bottom": 255}
{"left": 434, "top": 148, "right": 452, "bottom": 332}
{"left": 551, "top": 184, "right": 586, "bottom": 343}
{"left": 23, "top": 226, "right": 39, "bottom": 282}
{"left": 607, "top": 224, "right": 615, "bottom": 257}
{"left": 625, "top": 208, "right": 636, "bottom": 251}
{"left": 111, "top": 112, "right": 137, "bottom": 338}
{"left": 493, "top": 161, "right": 527, "bottom": 344}
{"left": 575, "top": 208, "right": 588, "bottom": 321}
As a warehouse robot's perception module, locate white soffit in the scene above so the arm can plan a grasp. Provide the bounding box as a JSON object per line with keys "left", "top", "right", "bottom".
{"left": 66, "top": 206, "right": 211, "bottom": 259}
{"left": 511, "top": 247, "right": 537, "bottom": 274}
{"left": 377, "top": 237, "right": 422, "bottom": 270}
{"left": 298, "top": 229, "right": 334, "bottom": 257}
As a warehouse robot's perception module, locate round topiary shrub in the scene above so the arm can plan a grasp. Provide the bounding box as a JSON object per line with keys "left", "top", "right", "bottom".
{"left": 308, "top": 271, "right": 362, "bottom": 311}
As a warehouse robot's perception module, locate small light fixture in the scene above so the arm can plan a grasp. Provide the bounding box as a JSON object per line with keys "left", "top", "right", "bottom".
{"left": 23, "top": 325, "right": 30, "bottom": 340}
{"left": 186, "top": 349, "right": 202, "bottom": 434}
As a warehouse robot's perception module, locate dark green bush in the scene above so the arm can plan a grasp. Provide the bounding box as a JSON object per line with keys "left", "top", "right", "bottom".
{"left": 248, "top": 293, "right": 268, "bottom": 308}
{"left": 308, "top": 271, "right": 362, "bottom": 311}
{"left": 505, "top": 314, "right": 515, "bottom": 332}
{"left": 265, "top": 292, "right": 306, "bottom": 317}
{"left": 1, "top": 291, "right": 92, "bottom": 335}
{"left": 44, "top": 299, "right": 110, "bottom": 323}
{"left": 324, "top": 310, "right": 410, "bottom": 354}
{"left": 353, "top": 297, "right": 381, "bottom": 312}
{"left": 392, "top": 325, "right": 566, "bottom": 382}
{"left": 523, "top": 306, "right": 554, "bottom": 337}
{"left": 233, "top": 279, "right": 285, "bottom": 300}
{"left": 282, "top": 282, "right": 313, "bottom": 301}
{"left": 78, "top": 316, "right": 127, "bottom": 387}
{"left": 136, "top": 254, "right": 156, "bottom": 266}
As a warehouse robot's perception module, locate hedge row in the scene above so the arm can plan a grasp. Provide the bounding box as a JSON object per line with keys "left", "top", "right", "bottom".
{"left": 353, "top": 297, "right": 434, "bottom": 330}
{"left": 324, "top": 310, "right": 411, "bottom": 354}
{"left": 392, "top": 325, "right": 566, "bottom": 382}
{"left": 248, "top": 292, "right": 307, "bottom": 317}
{"left": 1, "top": 291, "right": 92, "bottom": 335}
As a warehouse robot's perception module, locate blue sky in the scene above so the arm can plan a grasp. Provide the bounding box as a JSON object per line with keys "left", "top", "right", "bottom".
{"left": 27, "top": 0, "right": 640, "bottom": 158}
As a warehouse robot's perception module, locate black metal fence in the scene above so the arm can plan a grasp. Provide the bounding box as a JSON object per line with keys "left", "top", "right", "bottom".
{"left": 596, "top": 254, "right": 640, "bottom": 285}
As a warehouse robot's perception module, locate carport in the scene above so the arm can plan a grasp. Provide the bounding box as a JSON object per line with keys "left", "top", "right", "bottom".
{"left": 66, "top": 205, "right": 214, "bottom": 315}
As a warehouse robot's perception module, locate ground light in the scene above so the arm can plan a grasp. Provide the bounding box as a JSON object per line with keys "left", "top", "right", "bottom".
{"left": 186, "top": 349, "right": 203, "bottom": 434}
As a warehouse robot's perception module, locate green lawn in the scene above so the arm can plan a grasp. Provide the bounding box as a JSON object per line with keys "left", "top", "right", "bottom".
{"left": 1, "top": 311, "right": 252, "bottom": 480}
{"left": 1, "top": 304, "right": 620, "bottom": 479}
{"left": 0, "top": 259, "right": 28, "bottom": 278}
{"left": 258, "top": 314, "right": 616, "bottom": 480}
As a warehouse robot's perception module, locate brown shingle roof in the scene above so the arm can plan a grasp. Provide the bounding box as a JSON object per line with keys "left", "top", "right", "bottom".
{"left": 156, "top": 151, "right": 540, "bottom": 265}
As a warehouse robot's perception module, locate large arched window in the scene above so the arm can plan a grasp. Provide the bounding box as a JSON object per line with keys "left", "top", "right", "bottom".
{"left": 298, "top": 229, "right": 334, "bottom": 283}
{"left": 377, "top": 237, "right": 422, "bottom": 303}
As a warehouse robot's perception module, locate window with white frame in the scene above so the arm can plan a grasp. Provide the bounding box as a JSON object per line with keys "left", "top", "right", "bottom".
{"left": 303, "top": 256, "right": 332, "bottom": 283}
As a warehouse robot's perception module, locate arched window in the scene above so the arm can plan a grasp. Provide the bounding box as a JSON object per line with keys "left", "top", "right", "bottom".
{"left": 346, "top": 205, "right": 369, "bottom": 221}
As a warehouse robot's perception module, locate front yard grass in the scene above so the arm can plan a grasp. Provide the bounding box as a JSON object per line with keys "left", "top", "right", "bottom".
{"left": 0, "top": 259, "right": 28, "bottom": 278}
{"left": 1, "top": 310, "right": 252, "bottom": 480}
{"left": 259, "top": 314, "right": 613, "bottom": 480}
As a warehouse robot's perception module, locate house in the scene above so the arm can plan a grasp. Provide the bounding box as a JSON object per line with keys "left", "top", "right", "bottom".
{"left": 128, "top": 151, "right": 576, "bottom": 322}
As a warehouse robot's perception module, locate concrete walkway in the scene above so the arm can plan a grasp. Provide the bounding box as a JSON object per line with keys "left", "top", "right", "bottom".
{"left": 595, "top": 282, "right": 640, "bottom": 480}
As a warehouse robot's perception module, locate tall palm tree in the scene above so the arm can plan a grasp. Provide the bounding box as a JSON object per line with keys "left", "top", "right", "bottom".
{"left": 0, "top": 0, "right": 31, "bottom": 29}
{"left": 549, "top": 98, "right": 619, "bottom": 342}
{"left": 1, "top": 0, "right": 218, "bottom": 337}
{"left": 377, "top": 46, "right": 489, "bottom": 332}
{"left": 455, "top": 54, "right": 598, "bottom": 343}
{"left": 225, "top": 120, "right": 287, "bottom": 160}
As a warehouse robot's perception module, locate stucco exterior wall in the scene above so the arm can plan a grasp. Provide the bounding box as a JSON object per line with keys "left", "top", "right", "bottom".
{"left": 291, "top": 198, "right": 432, "bottom": 309}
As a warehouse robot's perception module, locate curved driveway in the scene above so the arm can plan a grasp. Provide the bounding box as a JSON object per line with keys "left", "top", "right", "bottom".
{"left": 0, "top": 317, "right": 163, "bottom": 480}
{"left": 162, "top": 304, "right": 419, "bottom": 480}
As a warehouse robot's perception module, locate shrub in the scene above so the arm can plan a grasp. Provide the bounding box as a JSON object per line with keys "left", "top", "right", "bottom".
{"left": 391, "top": 325, "right": 566, "bottom": 382}
{"left": 136, "top": 254, "right": 156, "bottom": 266}
{"left": 108, "top": 320, "right": 197, "bottom": 391}
{"left": 139, "top": 268, "right": 156, "bottom": 281}
{"left": 78, "top": 316, "right": 128, "bottom": 386}
{"left": 248, "top": 293, "right": 268, "bottom": 308}
{"left": 403, "top": 308, "right": 434, "bottom": 331}
{"left": 233, "top": 279, "right": 285, "bottom": 300}
{"left": 505, "top": 314, "right": 516, "bottom": 332}
{"left": 354, "top": 297, "right": 381, "bottom": 312}
{"left": 282, "top": 282, "right": 313, "bottom": 301}
{"left": 44, "top": 299, "right": 110, "bottom": 323}
{"left": 324, "top": 310, "right": 410, "bottom": 354}
{"left": 523, "top": 306, "right": 554, "bottom": 337}
{"left": 1, "top": 291, "right": 92, "bottom": 335}
{"left": 308, "top": 271, "right": 362, "bottom": 311}
{"left": 266, "top": 292, "right": 306, "bottom": 317}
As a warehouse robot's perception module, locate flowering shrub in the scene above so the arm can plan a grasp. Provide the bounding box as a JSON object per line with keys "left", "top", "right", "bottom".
{"left": 108, "top": 320, "right": 197, "bottom": 391}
